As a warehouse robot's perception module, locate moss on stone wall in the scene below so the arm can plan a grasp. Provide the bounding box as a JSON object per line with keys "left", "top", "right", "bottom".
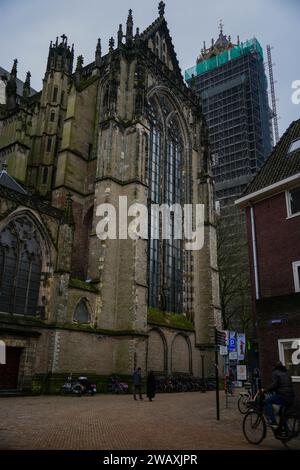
{"left": 148, "top": 307, "right": 194, "bottom": 331}
{"left": 69, "top": 278, "right": 99, "bottom": 293}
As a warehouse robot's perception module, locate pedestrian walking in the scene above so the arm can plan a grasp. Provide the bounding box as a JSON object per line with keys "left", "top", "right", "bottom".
{"left": 132, "top": 367, "right": 143, "bottom": 400}
{"left": 146, "top": 371, "right": 156, "bottom": 402}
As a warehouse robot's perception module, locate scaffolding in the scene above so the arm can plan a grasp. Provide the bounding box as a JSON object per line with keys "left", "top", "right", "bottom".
{"left": 266, "top": 45, "right": 280, "bottom": 144}
{"left": 185, "top": 38, "right": 264, "bottom": 81}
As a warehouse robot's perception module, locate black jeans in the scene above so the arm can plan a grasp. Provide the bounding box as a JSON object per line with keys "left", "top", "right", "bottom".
{"left": 134, "top": 384, "right": 142, "bottom": 399}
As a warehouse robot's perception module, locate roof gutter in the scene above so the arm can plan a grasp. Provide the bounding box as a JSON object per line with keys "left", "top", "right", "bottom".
{"left": 235, "top": 173, "right": 300, "bottom": 208}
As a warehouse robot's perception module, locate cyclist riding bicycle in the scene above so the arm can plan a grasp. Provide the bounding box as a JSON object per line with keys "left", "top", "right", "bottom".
{"left": 261, "top": 361, "right": 295, "bottom": 428}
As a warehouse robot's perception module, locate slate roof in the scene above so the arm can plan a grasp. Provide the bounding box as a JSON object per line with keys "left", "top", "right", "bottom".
{"left": 0, "top": 169, "right": 27, "bottom": 194}
{"left": 243, "top": 118, "right": 300, "bottom": 196}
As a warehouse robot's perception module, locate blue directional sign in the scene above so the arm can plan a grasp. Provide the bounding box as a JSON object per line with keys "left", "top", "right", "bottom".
{"left": 228, "top": 335, "right": 237, "bottom": 352}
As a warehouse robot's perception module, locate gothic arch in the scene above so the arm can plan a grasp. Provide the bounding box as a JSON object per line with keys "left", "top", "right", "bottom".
{"left": 147, "top": 85, "right": 192, "bottom": 151}
{"left": 73, "top": 298, "right": 92, "bottom": 324}
{"left": 171, "top": 333, "right": 192, "bottom": 374}
{"left": 0, "top": 210, "right": 51, "bottom": 316}
{"left": 0, "top": 209, "right": 52, "bottom": 273}
{"left": 147, "top": 327, "right": 168, "bottom": 373}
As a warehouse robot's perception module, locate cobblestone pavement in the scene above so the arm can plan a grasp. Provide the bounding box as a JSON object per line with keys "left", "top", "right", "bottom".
{"left": 0, "top": 392, "right": 283, "bottom": 450}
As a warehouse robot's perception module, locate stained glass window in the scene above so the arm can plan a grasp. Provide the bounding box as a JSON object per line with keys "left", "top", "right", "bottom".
{"left": 0, "top": 217, "right": 42, "bottom": 316}
{"left": 147, "top": 98, "right": 184, "bottom": 313}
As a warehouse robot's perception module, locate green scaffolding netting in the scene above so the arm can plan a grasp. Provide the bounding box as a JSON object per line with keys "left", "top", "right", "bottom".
{"left": 185, "top": 38, "right": 264, "bottom": 81}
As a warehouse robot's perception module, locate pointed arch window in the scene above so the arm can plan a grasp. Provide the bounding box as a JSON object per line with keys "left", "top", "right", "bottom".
{"left": 73, "top": 299, "right": 90, "bottom": 324}
{"left": 0, "top": 217, "right": 42, "bottom": 316}
{"left": 147, "top": 98, "right": 184, "bottom": 313}
{"left": 147, "top": 102, "right": 162, "bottom": 309}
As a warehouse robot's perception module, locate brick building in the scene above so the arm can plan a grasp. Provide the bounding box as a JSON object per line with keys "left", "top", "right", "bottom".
{"left": 236, "top": 119, "right": 300, "bottom": 398}
{"left": 0, "top": 3, "right": 221, "bottom": 393}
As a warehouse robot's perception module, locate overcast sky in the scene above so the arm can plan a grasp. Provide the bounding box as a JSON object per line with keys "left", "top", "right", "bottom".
{"left": 1, "top": 0, "right": 299, "bottom": 134}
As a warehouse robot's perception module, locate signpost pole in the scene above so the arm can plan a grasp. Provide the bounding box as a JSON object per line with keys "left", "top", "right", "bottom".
{"left": 215, "top": 329, "right": 220, "bottom": 421}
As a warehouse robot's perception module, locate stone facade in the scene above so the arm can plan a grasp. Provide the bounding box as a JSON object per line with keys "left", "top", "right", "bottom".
{"left": 0, "top": 3, "right": 221, "bottom": 393}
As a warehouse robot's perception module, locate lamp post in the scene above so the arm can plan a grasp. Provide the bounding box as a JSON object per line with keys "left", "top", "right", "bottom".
{"left": 200, "top": 354, "right": 205, "bottom": 381}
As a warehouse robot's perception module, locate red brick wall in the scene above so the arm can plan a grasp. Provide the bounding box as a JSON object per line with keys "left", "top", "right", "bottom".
{"left": 246, "top": 192, "right": 300, "bottom": 298}
{"left": 257, "top": 318, "right": 300, "bottom": 402}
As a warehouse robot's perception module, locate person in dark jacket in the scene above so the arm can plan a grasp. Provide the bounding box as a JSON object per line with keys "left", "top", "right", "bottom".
{"left": 262, "top": 362, "right": 295, "bottom": 426}
{"left": 146, "top": 371, "right": 156, "bottom": 402}
{"left": 132, "top": 367, "right": 143, "bottom": 400}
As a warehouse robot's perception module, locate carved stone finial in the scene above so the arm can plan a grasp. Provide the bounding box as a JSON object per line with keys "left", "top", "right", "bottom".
{"left": 22, "top": 71, "right": 31, "bottom": 100}
{"left": 109, "top": 37, "right": 115, "bottom": 53}
{"left": 118, "top": 24, "right": 123, "bottom": 47}
{"left": 95, "top": 38, "right": 101, "bottom": 65}
{"left": 126, "top": 9, "right": 133, "bottom": 45}
{"left": 158, "top": 1, "right": 165, "bottom": 17}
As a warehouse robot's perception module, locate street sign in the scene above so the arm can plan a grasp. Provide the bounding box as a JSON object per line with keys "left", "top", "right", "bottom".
{"left": 216, "top": 330, "right": 227, "bottom": 347}
{"left": 229, "top": 352, "right": 238, "bottom": 360}
{"left": 219, "top": 345, "right": 228, "bottom": 356}
{"left": 237, "top": 365, "right": 247, "bottom": 381}
{"left": 237, "top": 333, "right": 246, "bottom": 360}
{"left": 228, "top": 334, "right": 236, "bottom": 352}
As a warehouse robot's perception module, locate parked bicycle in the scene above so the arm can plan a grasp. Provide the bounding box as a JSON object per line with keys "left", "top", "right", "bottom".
{"left": 61, "top": 375, "right": 97, "bottom": 396}
{"left": 107, "top": 375, "right": 129, "bottom": 394}
{"left": 242, "top": 391, "right": 300, "bottom": 449}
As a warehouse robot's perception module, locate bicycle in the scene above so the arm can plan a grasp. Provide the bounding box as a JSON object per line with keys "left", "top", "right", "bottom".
{"left": 238, "top": 382, "right": 258, "bottom": 414}
{"left": 242, "top": 392, "right": 300, "bottom": 450}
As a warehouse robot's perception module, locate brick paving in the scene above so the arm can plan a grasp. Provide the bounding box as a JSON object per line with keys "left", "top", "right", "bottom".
{"left": 0, "top": 392, "right": 283, "bottom": 450}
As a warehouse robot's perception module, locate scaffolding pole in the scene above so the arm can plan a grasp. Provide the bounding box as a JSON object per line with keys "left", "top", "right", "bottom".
{"left": 267, "top": 45, "right": 279, "bottom": 144}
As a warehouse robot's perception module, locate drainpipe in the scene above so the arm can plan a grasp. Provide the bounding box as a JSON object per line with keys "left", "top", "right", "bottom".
{"left": 250, "top": 205, "right": 260, "bottom": 300}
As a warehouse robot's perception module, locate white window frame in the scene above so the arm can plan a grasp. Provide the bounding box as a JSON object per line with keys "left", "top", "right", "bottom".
{"left": 286, "top": 188, "right": 300, "bottom": 219}
{"left": 288, "top": 138, "right": 300, "bottom": 154}
{"left": 278, "top": 339, "right": 300, "bottom": 382}
{"left": 292, "top": 261, "right": 300, "bottom": 293}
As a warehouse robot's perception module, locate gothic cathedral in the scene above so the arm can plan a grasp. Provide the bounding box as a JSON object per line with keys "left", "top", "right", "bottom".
{"left": 0, "top": 3, "right": 221, "bottom": 393}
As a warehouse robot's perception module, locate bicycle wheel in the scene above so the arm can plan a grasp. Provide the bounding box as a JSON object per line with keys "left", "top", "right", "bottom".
{"left": 283, "top": 416, "right": 300, "bottom": 450}
{"left": 238, "top": 395, "right": 250, "bottom": 414}
{"left": 243, "top": 410, "right": 266, "bottom": 445}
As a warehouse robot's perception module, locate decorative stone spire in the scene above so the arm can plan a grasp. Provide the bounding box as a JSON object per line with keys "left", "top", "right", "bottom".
{"left": 158, "top": 1, "right": 165, "bottom": 17}
{"left": 118, "top": 24, "right": 123, "bottom": 47}
{"left": 45, "top": 35, "right": 74, "bottom": 75}
{"left": 61, "top": 192, "right": 75, "bottom": 226}
{"left": 126, "top": 9, "right": 133, "bottom": 45}
{"left": 11, "top": 59, "right": 17, "bottom": 80}
{"left": 5, "top": 59, "right": 17, "bottom": 109}
{"left": 134, "top": 27, "right": 140, "bottom": 44}
{"left": 109, "top": 37, "right": 115, "bottom": 53}
{"left": 22, "top": 71, "right": 31, "bottom": 100}
{"left": 95, "top": 38, "right": 101, "bottom": 66}
{"left": 75, "top": 55, "right": 84, "bottom": 83}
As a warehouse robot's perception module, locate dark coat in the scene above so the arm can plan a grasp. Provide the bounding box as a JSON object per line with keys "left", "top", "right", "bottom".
{"left": 266, "top": 369, "right": 295, "bottom": 402}
{"left": 146, "top": 372, "right": 156, "bottom": 399}
{"left": 132, "top": 369, "right": 142, "bottom": 386}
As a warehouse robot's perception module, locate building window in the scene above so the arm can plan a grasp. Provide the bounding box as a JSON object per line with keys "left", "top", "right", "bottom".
{"left": 46, "top": 137, "right": 52, "bottom": 153}
{"left": 50, "top": 110, "right": 55, "bottom": 122}
{"left": 278, "top": 339, "right": 300, "bottom": 382}
{"left": 42, "top": 167, "right": 48, "bottom": 185}
{"left": 292, "top": 261, "right": 300, "bottom": 293}
{"left": 0, "top": 217, "right": 42, "bottom": 316}
{"left": 53, "top": 86, "right": 58, "bottom": 102}
{"left": 147, "top": 99, "right": 184, "bottom": 314}
{"left": 61, "top": 91, "right": 65, "bottom": 106}
{"left": 288, "top": 138, "right": 300, "bottom": 154}
{"left": 286, "top": 188, "right": 300, "bottom": 217}
{"left": 73, "top": 299, "right": 90, "bottom": 324}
